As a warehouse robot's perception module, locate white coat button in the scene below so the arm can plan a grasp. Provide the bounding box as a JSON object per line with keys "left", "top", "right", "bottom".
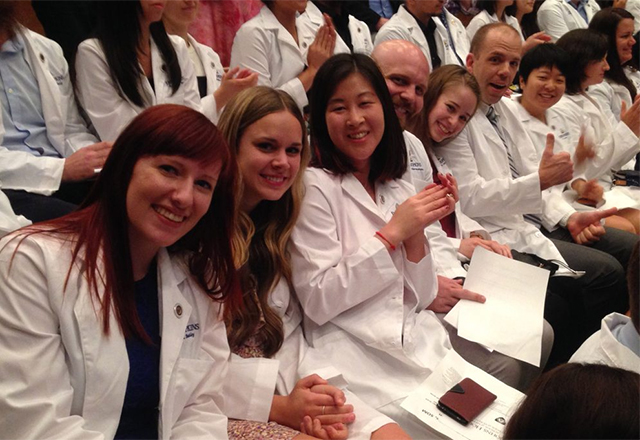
{"left": 380, "top": 195, "right": 385, "bottom": 204}
{"left": 174, "top": 304, "right": 183, "bottom": 318}
{"left": 8, "top": 88, "right": 13, "bottom": 94}
{"left": 39, "top": 54, "right": 45, "bottom": 62}
{"left": 302, "top": 42, "right": 307, "bottom": 48}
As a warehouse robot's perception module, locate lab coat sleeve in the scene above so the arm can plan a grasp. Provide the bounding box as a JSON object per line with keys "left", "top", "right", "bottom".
{"left": 438, "top": 124, "right": 543, "bottom": 218}
{"left": 537, "top": 4, "right": 570, "bottom": 42}
{"left": 74, "top": 39, "right": 142, "bottom": 142}
{"left": 0, "top": 236, "right": 105, "bottom": 440}
{"left": 0, "top": 189, "right": 30, "bottom": 237}
{"left": 425, "top": 222, "right": 467, "bottom": 279}
{"left": 170, "top": 301, "right": 229, "bottom": 439}
{"left": 222, "top": 355, "right": 280, "bottom": 423}
{"left": 0, "top": 146, "right": 65, "bottom": 194}
{"left": 230, "top": 26, "right": 308, "bottom": 110}
{"left": 540, "top": 186, "right": 576, "bottom": 232}
{"left": 271, "top": 284, "right": 397, "bottom": 440}
{"left": 289, "top": 173, "right": 402, "bottom": 326}
{"left": 54, "top": 43, "right": 100, "bottom": 155}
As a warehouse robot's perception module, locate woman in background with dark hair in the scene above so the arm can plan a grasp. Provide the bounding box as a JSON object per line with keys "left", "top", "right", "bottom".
{"left": 589, "top": 8, "right": 639, "bottom": 125}
{"left": 466, "top": 0, "right": 549, "bottom": 53}
{"left": 75, "top": 0, "right": 202, "bottom": 142}
{"left": 504, "top": 363, "right": 639, "bottom": 439}
{"left": 552, "top": 29, "right": 640, "bottom": 233}
{"left": 0, "top": 105, "right": 240, "bottom": 439}
{"left": 504, "top": 0, "right": 543, "bottom": 39}
{"left": 290, "top": 53, "right": 456, "bottom": 438}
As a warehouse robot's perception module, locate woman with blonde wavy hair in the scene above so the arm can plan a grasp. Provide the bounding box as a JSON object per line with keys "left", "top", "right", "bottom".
{"left": 218, "top": 86, "right": 353, "bottom": 440}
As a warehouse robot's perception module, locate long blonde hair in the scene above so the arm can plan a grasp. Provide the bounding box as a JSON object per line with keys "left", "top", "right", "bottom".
{"left": 218, "top": 86, "right": 310, "bottom": 356}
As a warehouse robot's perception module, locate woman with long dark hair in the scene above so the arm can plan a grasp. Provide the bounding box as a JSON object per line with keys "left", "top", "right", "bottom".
{"left": 553, "top": 29, "right": 640, "bottom": 233}
{"left": 75, "top": 0, "right": 202, "bottom": 141}
{"left": 589, "top": 8, "right": 639, "bottom": 125}
{"left": 0, "top": 105, "right": 240, "bottom": 438}
{"left": 289, "top": 53, "right": 457, "bottom": 438}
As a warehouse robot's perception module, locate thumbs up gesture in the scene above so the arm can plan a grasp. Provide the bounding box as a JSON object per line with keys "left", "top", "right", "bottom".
{"left": 538, "top": 133, "right": 573, "bottom": 190}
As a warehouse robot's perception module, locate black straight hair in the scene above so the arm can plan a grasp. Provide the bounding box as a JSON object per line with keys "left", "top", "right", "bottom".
{"left": 87, "top": 1, "right": 182, "bottom": 107}
{"left": 308, "top": 53, "right": 407, "bottom": 184}
{"left": 477, "top": 0, "right": 498, "bottom": 15}
{"left": 589, "top": 8, "right": 637, "bottom": 100}
{"left": 519, "top": 44, "right": 570, "bottom": 83}
{"left": 556, "top": 29, "right": 609, "bottom": 95}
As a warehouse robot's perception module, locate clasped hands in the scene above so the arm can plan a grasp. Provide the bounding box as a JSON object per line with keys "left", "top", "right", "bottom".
{"left": 272, "top": 374, "right": 354, "bottom": 440}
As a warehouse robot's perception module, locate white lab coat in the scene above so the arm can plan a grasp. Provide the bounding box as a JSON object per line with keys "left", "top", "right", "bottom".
{"left": 0, "top": 188, "right": 30, "bottom": 238}
{"left": 403, "top": 131, "right": 486, "bottom": 278}
{"left": 224, "top": 279, "right": 394, "bottom": 440}
{"left": 550, "top": 93, "right": 639, "bottom": 184}
{"left": 374, "top": 5, "right": 469, "bottom": 70}
{"left": 0, "top": 235, "right": 229, "bottom": 439}
{"left": 537, "top": 0, "right": 600, "bottom": 42}
{"left": 465, "top": 10, "right": 524, "bottom": 42}
{"left": 230, "top": 6, "right": 312, "bottom": 110}
{"left": 300, "top": 2, "right": 373, "bottom": 55}
{"left": 433, "top": 98, "right": 566, "bottom": 262}
{"left": 570, "top": 313, "right": 640, "bottom": 374}
{"left": 0, "top": 27, "right": 98, "bottom": 195}
{"left": 514, "top": 99, "right": 579, "bottom": 231}
{"left": 289, "top": 167, "right": 451, "bottom": 412}
{"left": 588, "top": 80, "right": 630, "bottom": 127}
{"left": 187, "top": 34, "right": 224, "bottom": 123}
{"left": 75, "top": 35, "right": 202, "bottom": 142}
{"left": 627, "top": 0, "right": 640, "bottom": 34}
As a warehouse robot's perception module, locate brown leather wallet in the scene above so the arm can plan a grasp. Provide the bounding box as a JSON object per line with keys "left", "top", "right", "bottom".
{"left": 437, "top": 378, "right": 497, "bottom": 426}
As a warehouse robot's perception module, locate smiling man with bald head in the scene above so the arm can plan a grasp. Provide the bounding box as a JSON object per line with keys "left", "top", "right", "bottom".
{"left": 372, "top": 40, "right": 429, "bottom": 127}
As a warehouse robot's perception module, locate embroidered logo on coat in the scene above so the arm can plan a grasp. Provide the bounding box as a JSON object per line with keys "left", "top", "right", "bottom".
{"left": 184, "top": 322, "right": 200, "bottom": 339}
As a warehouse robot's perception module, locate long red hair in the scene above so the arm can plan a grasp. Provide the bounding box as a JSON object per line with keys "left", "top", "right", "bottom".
{"left": 10, "top": 105, "right": 241, "bottom": 342}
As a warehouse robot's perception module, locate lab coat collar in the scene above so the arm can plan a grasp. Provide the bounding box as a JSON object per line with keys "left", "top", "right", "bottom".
{"left": 258, "top": 6, "right": 304, "bottom": 53}
{"left": 598, "top": 313, "right": 640, "bottom": 370}
{"left": 17, "top": 26, "right": 64, "bottom": 143}
{"left": 340, "top": 172, "right": 402, "bottom": 222}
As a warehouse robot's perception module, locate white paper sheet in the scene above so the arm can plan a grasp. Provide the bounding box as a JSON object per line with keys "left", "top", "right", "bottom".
{"left": 401, "top": 350, "right": 524, "bottom": 440}
{"left": 444, "top": 247, "right": 549, "bottom": 366}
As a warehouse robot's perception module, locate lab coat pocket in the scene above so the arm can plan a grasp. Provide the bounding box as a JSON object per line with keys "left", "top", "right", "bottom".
{"left": 167, "top": 358, "right": 215, "bottom": 426}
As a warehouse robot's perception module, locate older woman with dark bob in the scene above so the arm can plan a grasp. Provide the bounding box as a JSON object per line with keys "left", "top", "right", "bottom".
{"left": 0, "top": 104, "right": 240, "bottom": 439}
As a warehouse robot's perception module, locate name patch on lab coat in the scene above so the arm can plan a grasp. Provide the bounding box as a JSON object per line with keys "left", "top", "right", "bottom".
{"left": 184, "top": 322, "right": 200, "bottom": 339}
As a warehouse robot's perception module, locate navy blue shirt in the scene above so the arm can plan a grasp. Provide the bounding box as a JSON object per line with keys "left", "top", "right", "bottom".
{"left": 115, "top": 262, "right": 161, "bottom": 440}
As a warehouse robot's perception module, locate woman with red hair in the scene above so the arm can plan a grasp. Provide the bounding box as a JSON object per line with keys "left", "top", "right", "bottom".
{"left": 0, "top": 104, "right": 240, "bottom": 439}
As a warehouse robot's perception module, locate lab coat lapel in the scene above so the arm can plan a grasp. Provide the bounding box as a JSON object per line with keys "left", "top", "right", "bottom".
{"left": 73, "top": 257, "right": 128, "bottom": 432}
{"left": 157, "top": 249, "right": 191, "bottom": 407}
{"left": 20, "top": 28, "right": 64, "bottom": 143}
{"left": 261, "top": 7, "right": 302, "bottom": 57}
{"left": 189, "top": 35, "right": 218, "bottom": 94}
{"left": 147, "top": 38, "right": 163, "bottom": 105}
